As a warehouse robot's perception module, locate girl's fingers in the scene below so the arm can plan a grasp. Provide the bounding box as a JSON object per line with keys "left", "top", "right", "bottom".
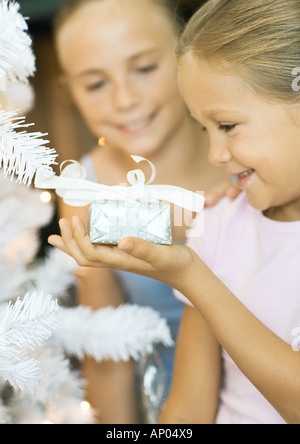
{"left": 205, "top": 182, "right": 241, "bottom": 206}
{"left": 48, "top": 234, "right": 68, "bottom": 252}
{"left": 69, "top": 216, "right": 155, "bottom": 272}
{"left": 56, "top": 218, "right": 98, "bottom": 267}
{"left": 71, "top": 216, "right": 122, "bottom": 264}
{"left": 50, "top": 216, "right": 165, "bottom": 274}
{"left": 71, "top": 214, "right": 122, "bottom": 255}
{"left": 118, "top": 236, "right": 163, "bottom": 266}
{"left": 205, "top": 182, "right": 230, "bottom": 206}
{"left": 71, "top": 215, "right": 86, "bottom": 237}
{"left": 225, "top": 183, "right": 241, "bottom": 199}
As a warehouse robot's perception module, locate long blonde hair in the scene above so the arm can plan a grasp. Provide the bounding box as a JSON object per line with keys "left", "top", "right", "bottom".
{"left": 177, "top": 0, "right": 300, "bottom": 102}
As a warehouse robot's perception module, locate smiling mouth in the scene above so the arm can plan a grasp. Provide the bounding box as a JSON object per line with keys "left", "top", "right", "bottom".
{"left": 238, "top": 169, "right": 255, "bottom": 179}
{"left": 117, "top": 111, "right": 158, "bottom": 133}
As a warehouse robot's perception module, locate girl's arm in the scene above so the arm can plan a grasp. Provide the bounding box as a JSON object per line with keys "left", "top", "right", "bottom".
{"left": 159, "top": 305, "right": 222, "bottom": 424}
{"left": 179, "top": 262, "right": 300, "bottom": 425}
{"left": 49, "top": 217, "right": 300, "bottom": 424}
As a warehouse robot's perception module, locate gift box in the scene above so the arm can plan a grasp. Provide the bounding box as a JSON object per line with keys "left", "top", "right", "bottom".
{"left": 88, "top": 200, "right": 172, "bottom": 245}
{"left": 35, "top": 155, "right": 206, "bottom": 246}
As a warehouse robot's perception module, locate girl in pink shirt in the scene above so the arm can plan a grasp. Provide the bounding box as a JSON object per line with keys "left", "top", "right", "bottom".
{"left": 49, "top": 0, "right": 300, "bottom": 424}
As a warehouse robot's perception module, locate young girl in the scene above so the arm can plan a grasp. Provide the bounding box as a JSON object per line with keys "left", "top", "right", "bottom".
{"left": 50, "top": 0, "right": 300, "bottom": 424}
{"left": 53, "top": 0, "right": 235, "bottom": 423}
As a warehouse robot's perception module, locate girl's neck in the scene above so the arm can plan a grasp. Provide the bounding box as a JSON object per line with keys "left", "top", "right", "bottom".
{"left": 264, "top": 200, "right": 300, "bottom": 222}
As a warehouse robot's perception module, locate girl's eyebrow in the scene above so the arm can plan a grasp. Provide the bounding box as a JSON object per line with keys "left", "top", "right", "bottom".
{"left": 204, "top": 109, "right": 245, "bottom": 119}
{"left": 128, "top": 48, "right": 161, "bottom": 62}
{"left": 75, "top": 69, "right": 105, "bottom": 79}
{"left": 74, "top": 49, "right": 161, "bottom": 79}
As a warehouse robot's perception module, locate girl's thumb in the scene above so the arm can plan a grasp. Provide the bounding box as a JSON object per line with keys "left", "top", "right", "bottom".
{"left": 118, "top": 237, "right": 157, "bottom": 264}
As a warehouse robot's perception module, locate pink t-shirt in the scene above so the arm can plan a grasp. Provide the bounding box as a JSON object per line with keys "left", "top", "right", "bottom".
{"left": 175, "top": 193, "right": 300, "bottom": 424}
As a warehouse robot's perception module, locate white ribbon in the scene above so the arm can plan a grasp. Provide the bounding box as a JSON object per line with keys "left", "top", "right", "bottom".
{"left": 35, "top": 155, "right": 205, "bottom": 213}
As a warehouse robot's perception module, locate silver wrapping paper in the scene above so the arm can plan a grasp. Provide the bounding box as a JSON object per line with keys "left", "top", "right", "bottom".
{"left": 88, "top": 200, "right": 172, "bottom": 245}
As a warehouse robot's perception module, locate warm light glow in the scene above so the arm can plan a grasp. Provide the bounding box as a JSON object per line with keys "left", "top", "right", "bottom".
{"left": 41, "top": 420, "right": 54, "bottom": 425}
{"left": 98, "top": 137, "right": 106, "bottom": 147}
{"left": 40, "top": 191, "right": 52, "bottom": 203}
{"left": 80, "top": 401, "right": 91, "bottom": 412}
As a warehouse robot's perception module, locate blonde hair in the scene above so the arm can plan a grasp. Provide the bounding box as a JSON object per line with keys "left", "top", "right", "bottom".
{"left": 177, "top": 0, "right": 300, "bottom": 102}
{"left": 54, "top": 0, "right": 182, "bottom": 36}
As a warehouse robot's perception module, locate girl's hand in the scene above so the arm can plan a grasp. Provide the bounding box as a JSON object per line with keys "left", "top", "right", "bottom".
{"left": 205, "top": 181, "right": 240, "bottom": 207}
{"left": 48, "top": 216, "right": 199, "bottom": 290}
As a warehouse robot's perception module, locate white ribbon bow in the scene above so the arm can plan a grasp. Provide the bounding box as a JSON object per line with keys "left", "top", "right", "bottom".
{"left": 35, "top": 155, "right": 205, "bottom": 213}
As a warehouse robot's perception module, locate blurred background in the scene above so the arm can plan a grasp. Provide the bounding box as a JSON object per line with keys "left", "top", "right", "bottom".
{"left": 17, "top": 0, "right": 203, "bottom": 167}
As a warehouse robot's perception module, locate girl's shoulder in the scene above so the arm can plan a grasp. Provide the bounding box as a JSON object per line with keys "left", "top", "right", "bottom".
{"left": 187, "top": 194, "right": 251, "bottom": 265}
{"left": 202, "top": 193, "right": 251, "bottom": 234}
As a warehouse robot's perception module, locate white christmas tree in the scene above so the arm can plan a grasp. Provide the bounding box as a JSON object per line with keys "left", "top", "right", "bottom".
{"left": 0, "top": 0, "right": 173, "bottom": 424}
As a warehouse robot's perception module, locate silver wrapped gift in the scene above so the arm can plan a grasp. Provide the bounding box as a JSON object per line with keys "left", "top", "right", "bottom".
{"left": 35, "top": 156, "right": 205, "bottom": 244}
{"left": 88, "top": 200, "right": 172, "bottom": 245}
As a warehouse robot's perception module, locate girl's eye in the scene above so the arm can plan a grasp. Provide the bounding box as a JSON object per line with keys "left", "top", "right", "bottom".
{"left": 219, "top": 124, "right": 237, "bottom": 133}
{"left": 86, "top": 81, "right": 106, "bottom": 91}
{"left": 136, "top": 64, "right": 158, "bottom": 74}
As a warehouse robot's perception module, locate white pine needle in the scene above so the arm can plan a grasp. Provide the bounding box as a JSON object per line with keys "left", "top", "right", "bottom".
{"left": 0, "top": 292, "right": 59, "bottom": 351}
{"left": 27, "top": 347, "right": 72, "bottom": 405}
{"left": 0, "top": 292, "right": 59, "bottom": 391}
{"left": 0, "top": 265, "right": 27, "bottom": 303}
{"left": 44, "top": 395, "right": 96, "bottom": 425}
{"left": 0, "top": 168, "right": 25, "bottom": 199}
{"left": 0, "top": 194, "right": 53, "bottom": 261}
{"left": 0, "top": 109, "right": 57, "bottom": 185}
{"left": 2, "top": 82, "right": 35, "bottom": 116}
{"left": 27, "top": 248, "right": 78, "bottom": 301}
{"left": 0, "top": 353, "right": 40, "bottom": 391}
{"left": 0, "top": 0, "right": 35, "bottom": 85}
{"left": 55, "top": 304, "right": 173, "bottom": 363}
{"left": 9, "top": 360, "right": 96, "bottom": 424}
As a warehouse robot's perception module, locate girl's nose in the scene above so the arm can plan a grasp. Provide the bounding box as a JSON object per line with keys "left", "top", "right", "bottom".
{"left": 208, "top": 138, "right": 232, "bottom": 166}
{"left": 113, "top": 80, "right": 141, "bottom": 111}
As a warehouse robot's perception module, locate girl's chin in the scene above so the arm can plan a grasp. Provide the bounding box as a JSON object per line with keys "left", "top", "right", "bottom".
{"left": 244, "top": 191, "right": 271, "bottom": 213}
{"left": 110, "top": 137, "right": 164, "bottom": 157}
{"left": 122, "top": 145, "right": 161, "bottom": 158}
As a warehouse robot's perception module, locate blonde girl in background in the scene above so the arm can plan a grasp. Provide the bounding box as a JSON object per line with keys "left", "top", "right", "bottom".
{"left": 53, "top": 0, "right": 236, "bottom": 424}
{"left": 51, "top": 0, "right": 300, "bottom": 424}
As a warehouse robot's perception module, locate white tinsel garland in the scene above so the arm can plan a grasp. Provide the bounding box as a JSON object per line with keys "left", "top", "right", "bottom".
{"left": 0, "top": 0, "right": 35, "bottom": 86}
{"left": 55, "top": 304, "right": 174, "bottom": 363}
